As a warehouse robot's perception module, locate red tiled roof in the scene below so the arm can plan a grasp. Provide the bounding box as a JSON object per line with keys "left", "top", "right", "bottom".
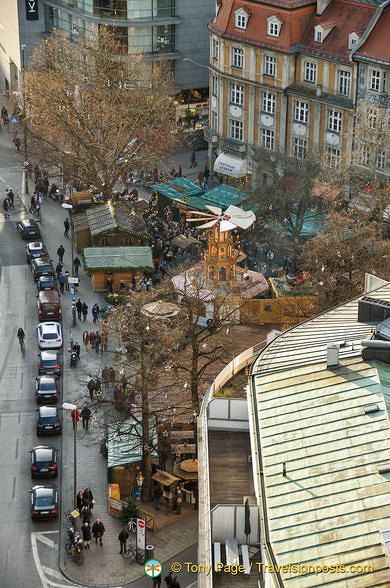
{"left": 209, "top": 0, "right": 316, "bottom": 53}
{"left": 300, "top": 0, "right": 376, "bottom": 62}
{"left": 354, "top": 9, "right": 390, "bottom": 64}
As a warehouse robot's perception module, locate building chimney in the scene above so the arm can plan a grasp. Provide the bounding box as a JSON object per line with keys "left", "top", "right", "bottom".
{"left": 327, "top": 343, "right": 339, "bottom": 368}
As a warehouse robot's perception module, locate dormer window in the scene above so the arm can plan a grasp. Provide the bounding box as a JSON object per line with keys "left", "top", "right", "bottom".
{"left": 348, "top": 32, "right": 359, "bottom": 50}
{"left": 314, "top": 22, "right": 335, "bottom": 44}
{"left": 316, "top": 31, "right": 322, "bottom": 43}
{"left": 235, "top": 8, "right": 250, "bottom": 31}
{"left": 267, "top": 16, "right": 283, "bottom": 38}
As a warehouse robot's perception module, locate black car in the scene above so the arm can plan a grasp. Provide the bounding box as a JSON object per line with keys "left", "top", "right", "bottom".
{"left": 36, "top": 406, "right": 61, "bottom": 435}
{"left": 38, "top": 350, "right": 61, "bottom": 376}
{"left": 30, "top": 484, "right": 58, "bottom": 519}
{"left": 37, "top": 274, "right": 57, "bottom": 292}
{"left": 30, "top": 445, "right": 58, "bottom": 477}
{"left": 26, "top": 241, "right": 46, "bottom": 263}
{"left": 17, "top": 219, "right": 41, "bottom": 240}
{"left": 31, "top": 258, "right": 55, "bottom": 281}
{"left": 35, "top": 376, "right": 59, "bottom": 403}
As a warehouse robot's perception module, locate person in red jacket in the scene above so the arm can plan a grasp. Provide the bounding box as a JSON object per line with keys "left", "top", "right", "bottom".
{"left": 71, "top": 409, "right": 80, "bottom": 429}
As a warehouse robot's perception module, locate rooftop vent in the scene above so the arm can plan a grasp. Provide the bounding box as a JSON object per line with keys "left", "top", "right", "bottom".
{"left": 379, "top": 465, "right": 390, "bottom": 474}
{"left": 364, "top": 403, "right": 379, "bottom": 414}
{"left": 327, "top": 343, "right": 339, "bottom": 368}
{"left": 362, "top": 339, "right": 390, "bottom": 364}
{"left": 358, "top": 297, "right": 390, "bottom": 324}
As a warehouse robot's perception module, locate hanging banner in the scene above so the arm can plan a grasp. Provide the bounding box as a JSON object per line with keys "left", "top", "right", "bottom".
{"left": 136, "top": 518, "right": 146, "bottom": 550}
{"left": 26, "top": 0, "right": 39, "bottom": 20}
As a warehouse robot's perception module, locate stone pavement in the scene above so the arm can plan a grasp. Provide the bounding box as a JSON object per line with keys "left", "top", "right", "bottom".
{"left": 0, "top": 130, "right": 200, "bottom": 586}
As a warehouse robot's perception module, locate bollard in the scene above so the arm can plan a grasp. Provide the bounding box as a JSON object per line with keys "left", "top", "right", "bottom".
{"left": 145, "top": 544, "right": 154, "bottom": 561}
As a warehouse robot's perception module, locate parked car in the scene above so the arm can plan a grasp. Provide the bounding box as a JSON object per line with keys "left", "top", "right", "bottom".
{"left": 37, "top": 322, "right": 62, "bottom": 349}
{"left": 37, "top": 291, "right": 62, "bottom": 321}
{"left": 26, "top": 241, "right": 46, "bottom": 263}
{"left": 38, "top": 350, "right": 61, "bottom": 376}
{"left": 30, "top": 484, "right": 58, "bottom": 519}
{"left": 30, "top": 445, "right": 58, "bottom": 477}
{"left": 37, "top": 274, "right": 57, "bottom": 292}
{"left": 31, "top": 258, "right": 55, "bottom": 281}
{"left": 17, "top": 219, "right": 41, "bottom": 240}
{"left": 35, "top": 376, "right": 59, "bottom": 403}
{"left": 36, "top": 406, "right": 61, "bottom": 435}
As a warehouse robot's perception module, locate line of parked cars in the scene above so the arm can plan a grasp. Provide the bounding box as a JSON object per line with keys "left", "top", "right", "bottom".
{"left": 19, "top": 220, "right": 61, "bottom": 520}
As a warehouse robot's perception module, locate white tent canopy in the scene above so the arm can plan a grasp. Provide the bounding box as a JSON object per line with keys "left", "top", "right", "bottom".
{"left": 213, "top": 153, "right": 247, "bottom": 178}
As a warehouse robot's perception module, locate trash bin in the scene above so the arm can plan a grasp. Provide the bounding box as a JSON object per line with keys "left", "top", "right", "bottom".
{"left": 145, "top": 545, "right": 154, "bottom": 561}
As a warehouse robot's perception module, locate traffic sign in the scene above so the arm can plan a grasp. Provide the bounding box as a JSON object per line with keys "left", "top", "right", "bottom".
{"left": 137, "top": 518, "right": 146, "bottom": 550}
{"left": 10, "top": 116, "right": 19, "bottom": 124}
{"left": 71, "top": 295, "right": 77, "bottom": 302}
{"left": 68, "top": 277, "right": 79, "bottom": 284}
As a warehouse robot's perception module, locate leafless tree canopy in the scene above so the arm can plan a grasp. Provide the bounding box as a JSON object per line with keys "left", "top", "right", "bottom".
{"left": 24, "top": 28, "right": 176, "bottom": 196}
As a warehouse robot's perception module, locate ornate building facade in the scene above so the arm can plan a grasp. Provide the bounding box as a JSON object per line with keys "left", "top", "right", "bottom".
{"left": 206, "top": 0, "right": 390, "bottom": 188}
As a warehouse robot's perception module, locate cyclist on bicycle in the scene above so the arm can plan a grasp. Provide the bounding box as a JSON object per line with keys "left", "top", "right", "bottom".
{"left": 17, "top": 327, "right": 25, "bottom": 342}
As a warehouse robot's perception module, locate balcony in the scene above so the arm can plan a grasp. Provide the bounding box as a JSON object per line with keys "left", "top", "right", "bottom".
{"left": 204, "top": 127, "right": 247, "bottom": 154}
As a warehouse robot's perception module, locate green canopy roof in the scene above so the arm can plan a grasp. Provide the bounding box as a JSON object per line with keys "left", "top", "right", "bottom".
{"left": 84, "top": 246, "right": 153, "bottom": 270}
{"left": 107, "top": 419, "right": 157, "bottom": 469}
{"left": 205, "top": 184, "right": 250, "bottom": 208}
{"left": 152, "top": 178, "right": 204, "bottom": 199}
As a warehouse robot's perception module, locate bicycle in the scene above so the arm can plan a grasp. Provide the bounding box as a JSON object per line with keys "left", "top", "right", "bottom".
{"left": 122, "top": 543, "right": 144, "bottom": 564}
{"left": 65, "top": 540, "right": 84, "bottom": 565}
{"left": 18, "top": 335, "right": 25, "bottom": 350}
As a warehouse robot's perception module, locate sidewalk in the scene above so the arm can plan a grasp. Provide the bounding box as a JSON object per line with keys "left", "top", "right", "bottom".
{"left": 12, "top": 142, "right": 199, "bottom": 586}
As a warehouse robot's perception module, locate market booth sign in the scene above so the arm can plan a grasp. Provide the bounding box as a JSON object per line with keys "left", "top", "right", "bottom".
{"left": 214, "top": 153, "right": 247, "bottom": 178}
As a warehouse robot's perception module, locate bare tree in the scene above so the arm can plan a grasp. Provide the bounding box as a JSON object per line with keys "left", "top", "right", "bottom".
{"left": 23, "top": 28, "right": 176, "bottom": 198}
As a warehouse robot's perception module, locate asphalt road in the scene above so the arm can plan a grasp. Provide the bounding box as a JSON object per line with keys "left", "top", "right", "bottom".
{"left": 0, "top": 145, "right": 66, "bottom": 588}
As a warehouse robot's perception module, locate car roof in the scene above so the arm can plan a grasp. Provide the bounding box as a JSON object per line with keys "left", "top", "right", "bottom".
{"left": 33, "top": 446, "right": 56, "bottom": 456}
{"left": 28, "top": 241, "right": 43, "bottom": 249}
{"left": 21, "top": 219, "right": 38, "bottom": 227}
{"left": 38, "top": 291, "right": 60, "bottom": 303}
{"left": 40, "top": 350, "right": 58, "bottom": 359}
{"left": 34, "top": 259, "right": 52, "bottom": 267}
{"left": 38, "top": 322, "right": 60, "bottom": 332}
{"left": 32, "top": 484, "right": 56, "bottom": 495}
{"left": 39, "top": 274, "right": 55, "bottom": 281}
{"left": 38, "top": 406, "right": 57, "bottom": 415}
{"left": 37, "top": 375, "right": 56, "bottom": 384}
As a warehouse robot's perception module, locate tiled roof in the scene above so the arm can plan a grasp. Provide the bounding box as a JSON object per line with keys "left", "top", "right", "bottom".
{"left": 354, "top": 8, "right": 390, "bottom": 65}
{"left": 251, "top": 282, "right": 390, "bottom": 586}
{"left": 300, "top": 0, "right": 376, "bottom": 63}
{"left": 209, "top": 0, "right": 316, "bottom": 53}
{"left": 74, "top": 203, "right": 146, "bottom": 237}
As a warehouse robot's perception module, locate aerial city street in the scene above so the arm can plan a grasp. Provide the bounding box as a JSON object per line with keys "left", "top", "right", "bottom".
{"left": 0, "top": 1, "right": 390, "bottom": 588}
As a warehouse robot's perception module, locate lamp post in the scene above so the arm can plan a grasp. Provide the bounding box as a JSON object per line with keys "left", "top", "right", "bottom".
{"left": 136, "top": 472, "right": 144, "bottom": 517}
{"left": 62, "top": 402, "right": 77, "bottom": 509}
{"left": 21, "top": 44, "right": 28, "bottom": 194}
{"left": 62, "top": 203, "right": 76, "bottom": 327}
{"left": 193, "top": 410, "right": 198, "bottom": 457}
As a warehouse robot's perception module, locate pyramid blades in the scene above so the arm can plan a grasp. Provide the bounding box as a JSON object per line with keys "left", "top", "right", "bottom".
{"left": 224, "top": 205, "right": 256, "bottom": 229}
{"left": 219, "top": 220, "right": 237, "bottom": 232}
{"left": 205, "top": 205, "right": 222, "bottom": 215}
{"left": 197, "top": 219, "right": 218, "bottom": 229}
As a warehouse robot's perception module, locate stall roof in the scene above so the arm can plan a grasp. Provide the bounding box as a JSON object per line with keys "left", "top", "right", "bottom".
{"left": 73, "top": 203, "right": 146, "bottom": 236}
{"left": 205, "top": 184, "right": 250, "bottom": 208}
{"left": 107, "top": 419, "right": 157, "bottom": 469}
{"left": 152, "top": 469, "right": 181, "bottom": 486}
{"left": 152, "top": 178, "right": 204, "bottom": 199}
{"left": 172, "top": 234, "right": 200, "bottom": 249}
{"left": 84, "top": 246, "right": 153, "bottom": 270}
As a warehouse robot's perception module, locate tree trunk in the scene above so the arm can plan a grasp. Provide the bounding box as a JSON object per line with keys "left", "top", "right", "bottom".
{"left": 188, "top": 307, "right": 200, "bottom": 412}
{"left": 140, "top": 334, "right": 152, "bottom": 502}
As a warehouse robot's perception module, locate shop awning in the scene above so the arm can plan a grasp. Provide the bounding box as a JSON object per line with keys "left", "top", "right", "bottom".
{"left": 214, "top": 153, "right": 247, "bottom": 178}
{"left": 152, "top": 469, "right": 181, "bottom": 486}
{"left": 83, "top": 246, "right": 153, "bottom": 271}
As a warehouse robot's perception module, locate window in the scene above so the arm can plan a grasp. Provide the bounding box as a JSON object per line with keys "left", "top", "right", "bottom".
{"left": 236, "top": 13, "right": 247, "bottom": 29}
{"left": 212, "top": 111, "right": 218, "bottom": 132}
{"left": 212, "top": 75, "right": 218, "bottom": 96}
{"left": 262, "top": 92, "right": 276, "bottom": 114}
{"left": 261, "top": 128, "right": 275, "bottom": 150}
{"left": 370, "top": 70, "right": 380, "bottom": 91}
{"left": 338, "top": 70, "right": 351, "bottom": 96}
{"left": 264, "top": 55, "right": 276, "bottom": 77}
{"left": 326, "top": 147, "right": 341, "bottom": 168}
{"left": 232, "top": 47, "right": 244, "bottom": 68}
{"left": 230, "top": 119, "right": 243, "bottom": 141}
{"left": 348, "top": 32, "right": 359, "bottom": 50}
{"left": 360, "top": 144, "right": 369, "bottom": 165}
{"left": 316, "top": 31, "right": 322, "bottom": 43}
{"left": 293, "top": 138, "right": 307, "bottom": 159}
{"left": 328, "top": 109, "right": 342, "bottom": 133}
{"left": 294, "top": 101, "right": 308, "bottom": 123}
{"left": 368, "top": 108, "right": 377, "bottom": 128}
{"left": 377, "top": 151, "right": 386, "bottom": 170}
{"left": 268, "top": 21, "right": 280, "bottom": 37}
{"left": 304, "top": 62, "right": 317, "bottom": 83}
{"left": 213, "top": 39, "right": 219, "bottom": 61}
{"left": 231, "top": 83, "right": 244, "bottom": 105}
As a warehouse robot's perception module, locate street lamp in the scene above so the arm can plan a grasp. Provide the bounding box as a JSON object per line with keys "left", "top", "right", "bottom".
{"left": 61, "top": 203, "right": 74, "bottom": 275}
{"left": 62, "top": 402, "right": 77, "bottom": 510}
{"left": 193, "top": 410, "right": 198, "bottom": 457}
{"left": 136, "top": 472, "right": 144, "bottom": 517}
{"left": 21, "top": 44, "right": 28, "bottom": 194}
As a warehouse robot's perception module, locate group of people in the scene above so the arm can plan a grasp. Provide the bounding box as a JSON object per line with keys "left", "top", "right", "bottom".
{"left": 75, "top": 488, "right": 106, "bottom": 548}
{"left": 83, "top": 329, "right": 107, "bottom": 354}
{"left": 3, "top": 186, "right": 15, "bottom": 218}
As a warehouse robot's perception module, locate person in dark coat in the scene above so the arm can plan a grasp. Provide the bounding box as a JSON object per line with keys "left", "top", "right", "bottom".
{"left": 82, "top": 302, "right": 88, "bottom": 322}
{"left": 57, "top": 245, "right": 65, "bottom": 263}
{"left": 81, "top": 521, "right": 92, "bottom": 549}
{"left": 92, "top": 519, "right": 105, "bottom": 545}
{"left": 73, "top": 341, "right": 81, "bottom": 360}
{"left": 118, "top": 527, "right": 129, "bottom": 554}
{"left": 83, "top": 487, "right": 94, "bottom": 509}
{"left": 64, "top": 218, "right": 70, "bottom": 237}
{"left": 81, "top": 406, "right": 92, "bottom": 429}
{"left": 73, "top": 256, "right": 81, "bottom": 277}
{"left": 153, "top": 485, "right": 163, "bottom": 511}
{"left": 81, "top": 504, "right": 92, "bottom": 524}
{"left": 76, "top": 299, "right": 83, "bottom": 321}
{"left": 76, "top": 490, "right": 84, "bottom": 512}
{"left": 87, "top": 377, "right": 95, "bottom": 401}
{"left": 164, "top": 572, "right": 174, "bottom": 587}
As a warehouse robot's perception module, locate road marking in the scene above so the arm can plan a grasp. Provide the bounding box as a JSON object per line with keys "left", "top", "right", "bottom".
{"left": 15, "top": 438, "right": 19, "bottom": 459}
{"left": 32, "top": 532, "right": 80, "bottom": 587}
{"left": 31, "top": 532, "right": 49, "bottom": 588}
{"left": 41, "top": 566, "right": 67, "bottom": 580}
{"left": 12, "top": 476, "right": 16, "bottom": 499}
{"left": 36, "top": 534, "right": 58, "bottom": 550}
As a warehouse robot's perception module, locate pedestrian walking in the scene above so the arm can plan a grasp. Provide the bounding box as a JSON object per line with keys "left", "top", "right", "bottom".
{"left": 82, "top": 302, "right": 88, "bottom": 322}
{"left": 57, "top": 245, "right": 65, "bottom": 263}
{"left": 3, "top": 198, "right": 10, "bottom": 218}
{"left": 58, "top": 272, "right": 65, "bottom": 293}
{"left": 164, "top": 572, "right": 174, "bottom": 587}
{"left": 100, "top": 331, "right": 107, "bottom": 352}
{"left": 73, "top": 341, "right": 81, "bottom": 360}
{"left": 71, "top": 408, "right": 80, "bottom": 429}
{"left": 118, "top": 527, "right": 129, "bottom": 554}
{"left": 92, "top": 303, "right": 100, "bottom": 324}
{"left": 87, "top": 377, "right": 95, "bottom": 401}
{"left": 92, "top": 519, "right": 105, "bottom": 545}
{"left": 30, "top": 195, "right": 35, "bottom": 213}
{"left": 65, "top": 270, "right": 70, "bottom": 292}
{"left": 81, "top": 521, "right": 92, "bottom": 549}
{"left": 55, "top": 262, "right": 62, "bottom": 280}
{"left": 190, "top": 150, "right": 196, "bottom": 168}
{"left": 81, "top": 504, "right": 92, "bottom": 524}
{"left": 89, "top": 331, "right": 96, "bottom": 349}
{"left": 77, "top": 490, "right": 84, "bottom": 512}
{"left": 153, "top": 577, "right": 162, "bottom": 588}
{"left": 83, "top": 487, "right": 94, "bottom": 510}
{"left": 75, "top": 299, "right": 82, "bottom": 321}
{"left": 81, "top": 406, "right": 92, "bottom": 429}
{"left": 74, "top": 256, "right": 81, "bottom": 277}
{"left": 95, "top": 332, "right": 101, "bottom": 354}
{"left": 15, "top": 137, "right": 21, "bottom": 152}
{"left": 171, "top": 578, "right": 181, "bottom": 588}
{"left": 64, "top": 218, "right": 70, "bottom": 237}
{"left": 94, "top": 377, "right": 102, "bottom": 399}
{"left": 153, "top": 485, "right": 163, "bottom": 511}
{"left": 83, "top": 330, "right": 89, "bottom": 351}
{"left": 109, "top": 367, "right": 116, "bottom": 387}
{"left": 8, "top": 189, "right": 14, "bottom": 208}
